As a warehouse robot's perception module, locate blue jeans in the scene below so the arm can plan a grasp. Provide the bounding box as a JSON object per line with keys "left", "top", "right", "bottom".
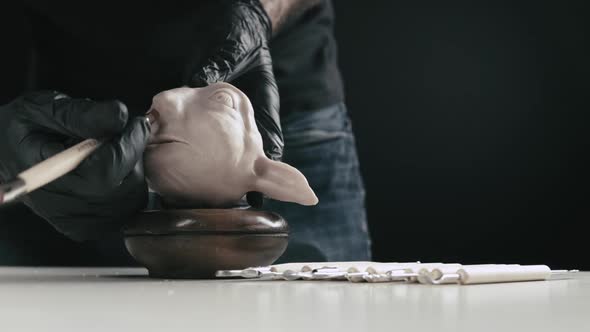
{"left": 0, "top": 103, "right": 370, "bottom": 264}
{"left": 271, "top": 103, "right": 371, "bottom": 262}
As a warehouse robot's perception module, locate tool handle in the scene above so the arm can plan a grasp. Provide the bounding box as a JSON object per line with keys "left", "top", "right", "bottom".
{"left": 18, "top": 139, "right": 102, "bottom": 193}
{"left": 457, "top": 265, "right": 551, "bottom": 284}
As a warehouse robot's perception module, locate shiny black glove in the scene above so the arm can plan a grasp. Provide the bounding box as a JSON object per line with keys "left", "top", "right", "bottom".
{"left": 186, "top": 0, "right": 284, "bottom": 207}
{"left": 0, "top": 91, "right": 151, "bottom": 242}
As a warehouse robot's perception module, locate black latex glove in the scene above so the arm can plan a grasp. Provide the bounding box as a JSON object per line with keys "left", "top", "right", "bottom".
{"left": 186, "top": 0, "right": 284, "bottom": 208}
{"left": 0, "top": 91, "right": 151, "bottom": 242}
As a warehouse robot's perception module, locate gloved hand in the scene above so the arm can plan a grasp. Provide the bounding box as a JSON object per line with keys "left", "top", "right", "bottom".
{"left": 186, "top": 0, "right": 283, "bottom": 208}
{"left": 0, "top": 91, "right": 151, "bottom": 242}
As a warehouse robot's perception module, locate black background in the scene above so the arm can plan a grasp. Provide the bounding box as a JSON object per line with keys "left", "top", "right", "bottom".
{"left": 333, "top": 1, "right": 588, "bottom": 269}
{"left": 1, "top": 1, "right": 587, "bottom": 269}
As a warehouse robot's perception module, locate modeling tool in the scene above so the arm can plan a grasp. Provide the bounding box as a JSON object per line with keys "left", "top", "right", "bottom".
{"left": 0, "top": 139, "right": 102, "bottom": 206}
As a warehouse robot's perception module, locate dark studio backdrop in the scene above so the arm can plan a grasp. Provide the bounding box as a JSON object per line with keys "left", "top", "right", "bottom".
{"left": 333, "top": 1, "right": 588, "bottom": 269}
{"left": 0, "top": 1, "right": 587, "bottom": 269}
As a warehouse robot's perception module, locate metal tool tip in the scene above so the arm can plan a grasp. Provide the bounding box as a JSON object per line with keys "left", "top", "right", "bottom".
{"left": 0, "top": 178, "right": 27, "bottom": 207}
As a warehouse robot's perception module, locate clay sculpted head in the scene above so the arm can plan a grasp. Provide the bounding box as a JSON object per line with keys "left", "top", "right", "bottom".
{"left": 144, "top": 83, "right": 318, "bottom": 208}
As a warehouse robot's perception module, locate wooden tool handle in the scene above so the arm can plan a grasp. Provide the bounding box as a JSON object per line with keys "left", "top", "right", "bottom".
{"left": 18, "top": 139, "right": 102, "bottom": 192}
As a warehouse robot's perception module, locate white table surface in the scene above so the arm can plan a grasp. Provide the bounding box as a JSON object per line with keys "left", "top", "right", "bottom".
{"left": 0, "top": 267, "right": 588, "bottom": 332}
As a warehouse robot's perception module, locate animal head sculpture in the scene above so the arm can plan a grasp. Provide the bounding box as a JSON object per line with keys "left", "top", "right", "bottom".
{"left": 144, "top": 83, "right": 318, "bottom": 207}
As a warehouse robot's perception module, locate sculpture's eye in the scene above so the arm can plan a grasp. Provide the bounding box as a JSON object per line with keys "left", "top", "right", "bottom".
{"left": 210, "top": 91, "right": 235, "bottom": 109}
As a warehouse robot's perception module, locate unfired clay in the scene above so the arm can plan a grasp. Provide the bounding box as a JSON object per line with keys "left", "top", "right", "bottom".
{"left": 144, "top": 83, "right": 319, "bottom": 207}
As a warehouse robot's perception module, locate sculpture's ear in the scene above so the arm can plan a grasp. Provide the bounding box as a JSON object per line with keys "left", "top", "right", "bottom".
{"left": 252, "top": 157, "right": 319, "bottom": 206}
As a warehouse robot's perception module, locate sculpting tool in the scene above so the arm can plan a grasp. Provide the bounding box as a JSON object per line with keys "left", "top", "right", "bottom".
{"left": 420, "top": 266, "right": 579, "bottom": 285}
{"left": 216, "top": 263, "right": 579, "bottom": 284}
{"left": 0, "top": 139, "right": 102, "bottom": 206}
{"left": 0, "top": 115, "right": 155, "bottom": 207}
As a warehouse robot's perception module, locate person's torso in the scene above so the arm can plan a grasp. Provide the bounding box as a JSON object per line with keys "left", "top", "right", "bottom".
{"left": 269, "top": 0, "right": 344, "bottom": 112}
